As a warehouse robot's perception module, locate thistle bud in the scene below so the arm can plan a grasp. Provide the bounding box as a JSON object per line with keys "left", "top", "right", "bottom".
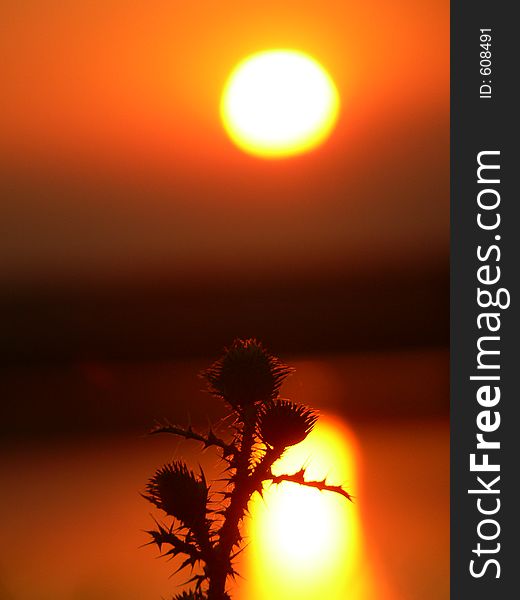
{"left": 258, "top": 399, "right": 318, "bottom": 448}
{"left": 201, "top": 339, "right": 294, "bottom": 410}
{"left": 145, "top": 461, "right": 208, "bottom": 529}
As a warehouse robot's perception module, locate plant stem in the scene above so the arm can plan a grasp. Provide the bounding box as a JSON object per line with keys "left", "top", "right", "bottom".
{"left": 209, "top": 416, "right": 256, "bottom": 599}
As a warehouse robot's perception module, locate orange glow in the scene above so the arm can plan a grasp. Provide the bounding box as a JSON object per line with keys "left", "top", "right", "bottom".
{"left": 221, "top": 50, "right": 339, "bottom": 158}
{"left": 240, "top": 417, "right": 378, "bottom": 600}
{"left": 0, "top": 412, "right": 449, "bottom": 599}
{"left": 1, "top": 1, "right": 449, "bottom": 285}
{"left": 1, "top": 0, "right": 449, "bottom": 173}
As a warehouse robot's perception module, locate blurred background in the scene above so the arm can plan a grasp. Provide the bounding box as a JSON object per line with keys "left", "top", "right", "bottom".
{"left": 0, "top": 1, "right": 449, "bottom": 599}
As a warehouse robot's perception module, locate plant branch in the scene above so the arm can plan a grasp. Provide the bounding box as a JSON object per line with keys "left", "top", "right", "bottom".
{"left": 146, "top": 520, "right": 204, "bottom": 562}
{"left": 266, "top": 468, "right": 353, "bottom": 502}
{"left": 249, "top": 445, "right": 284, "bottom": 495}
{"left": 150, "top": 422, "right": 237, "bottom": 457}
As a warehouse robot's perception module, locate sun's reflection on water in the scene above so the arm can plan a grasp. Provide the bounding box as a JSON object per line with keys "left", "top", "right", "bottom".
{"left": 238, "top": 416, "right": 381, "bottom": 600}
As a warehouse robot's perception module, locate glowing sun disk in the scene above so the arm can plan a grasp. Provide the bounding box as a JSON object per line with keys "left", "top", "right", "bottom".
{"left": 221, "top": 50, "right": 339, "bottom": 158}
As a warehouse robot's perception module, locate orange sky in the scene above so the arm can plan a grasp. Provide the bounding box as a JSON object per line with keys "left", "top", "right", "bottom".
{"left": 1, "top": 0, "right": 449, "bottom": 286}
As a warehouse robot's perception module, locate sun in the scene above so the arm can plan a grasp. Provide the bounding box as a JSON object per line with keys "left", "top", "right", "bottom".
{"left": 221, "top": 49, "right": 340, "bottom": 158}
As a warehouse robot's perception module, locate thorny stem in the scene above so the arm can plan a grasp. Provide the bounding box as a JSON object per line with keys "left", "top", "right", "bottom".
{"left": 267, "top": 470, "right": 354, "bottom": 502}
{"left": 150, "top": 422, "right": 237, "bottom": 457}
{"left": 209, "top": 415, "right": 256, "bottom": 600}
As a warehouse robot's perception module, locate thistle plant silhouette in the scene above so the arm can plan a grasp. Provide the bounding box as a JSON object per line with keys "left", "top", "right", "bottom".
{"left": 143, "top": 339, "right": 352, "bottom": 600}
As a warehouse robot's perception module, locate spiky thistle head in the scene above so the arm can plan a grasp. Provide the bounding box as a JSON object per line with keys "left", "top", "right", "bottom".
{"left": 258, "top": 399, "right": 318, "bottom": 449}
{"left": 201, "top": 338, "right": 294, "bottom": 411}
{"left": 144, "top": 461, "right": 208, "bottom": 530}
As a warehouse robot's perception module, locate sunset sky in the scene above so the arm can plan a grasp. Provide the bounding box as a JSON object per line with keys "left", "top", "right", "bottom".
{"left": 1, "top": 0, "right": 449, "bottom": 288}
